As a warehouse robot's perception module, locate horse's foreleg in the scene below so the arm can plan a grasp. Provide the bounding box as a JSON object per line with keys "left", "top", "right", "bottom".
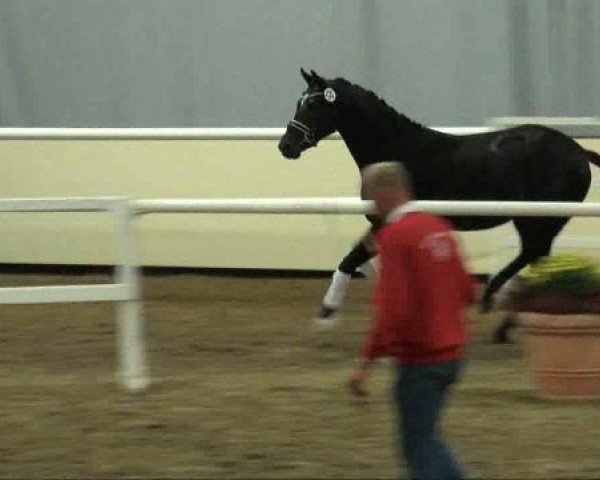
{"left": 356, "top": 258, "right": 378, "bottom": 279}
{"left": 321, "top": 240, "right": 374, "bottom": 311}
{"left": 315, "top": 233, "right": 377, "bottom": 329}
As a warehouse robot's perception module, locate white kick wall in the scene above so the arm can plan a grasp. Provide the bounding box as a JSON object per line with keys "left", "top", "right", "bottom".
{"left": 0, "top": 130, "right": 599, "bottom": 274}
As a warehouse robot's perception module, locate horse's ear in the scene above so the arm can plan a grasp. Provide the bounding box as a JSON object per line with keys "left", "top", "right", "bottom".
{"left": 300, "top": 67, "right": 312, "bottom": 85}
{"left": 310, "top": 69, "right": 326, "bottom": 89}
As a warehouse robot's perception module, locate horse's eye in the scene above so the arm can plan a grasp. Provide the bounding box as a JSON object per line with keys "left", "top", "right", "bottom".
{"left": 305, "top": 97, "right": 317, "bottom": 108}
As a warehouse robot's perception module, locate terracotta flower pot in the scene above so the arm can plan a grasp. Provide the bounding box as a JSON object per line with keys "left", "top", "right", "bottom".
{"left": 520, "top": 313, "right": 600, "bottom": 400}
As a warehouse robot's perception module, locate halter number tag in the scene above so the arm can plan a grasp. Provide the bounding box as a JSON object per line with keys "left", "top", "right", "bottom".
{"left": 324, "top": 88, "right": 336, "bottom": 103}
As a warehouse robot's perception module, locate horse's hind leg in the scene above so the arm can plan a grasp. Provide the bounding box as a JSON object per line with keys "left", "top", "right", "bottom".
{"left": 483, "top": 251, "right": 539, "bottom": 344}
{"left": 484, "top": 218, "right": 568, "bottom": 343}
{"left": 481, "top": 252, "right": 533, "bottom": 314}
{"left": 315, "top": 231, "right": 377, "bottom": 329}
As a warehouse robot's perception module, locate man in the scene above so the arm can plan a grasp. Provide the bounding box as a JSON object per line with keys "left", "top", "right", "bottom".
{"left": 349, "top": 162, "right": 475, "bottom": 480}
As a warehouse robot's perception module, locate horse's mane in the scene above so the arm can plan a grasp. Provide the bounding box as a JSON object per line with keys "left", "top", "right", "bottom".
{"left": 332, "top": 77, "right": 427, "bottom": 134}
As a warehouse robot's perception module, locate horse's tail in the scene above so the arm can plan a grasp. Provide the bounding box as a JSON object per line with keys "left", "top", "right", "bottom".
{"left": 587, "top": 149, "right": 600, "bottom": 168}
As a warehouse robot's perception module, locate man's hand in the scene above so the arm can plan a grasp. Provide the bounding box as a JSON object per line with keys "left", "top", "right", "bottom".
{"left": 348, "top": 359, "right": 371, "bottom": 397}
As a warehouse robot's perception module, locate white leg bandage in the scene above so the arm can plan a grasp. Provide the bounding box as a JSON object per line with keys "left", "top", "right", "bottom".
{"left": 322, "top": 269, "right": 352, "bottom": 309}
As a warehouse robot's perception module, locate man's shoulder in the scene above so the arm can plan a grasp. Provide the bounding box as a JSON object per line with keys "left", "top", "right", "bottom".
{"left": 391, "top": 212, "right": 452, "bottom": 233}
{"left": 420, "top": 212, "right": 454, "bottom": 231}
{"left": 383, "top": 213, "right": 454, "bottom": 249}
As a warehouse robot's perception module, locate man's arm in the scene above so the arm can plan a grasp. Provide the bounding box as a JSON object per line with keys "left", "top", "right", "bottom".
{"left": 349, "top": 231, "right": 409, "bottom": 396}
{"left": 450, "top": 233, "right": 476, "bottom": 305}
{"left": 361, "top": 233, "right": 409, "bottom": 361}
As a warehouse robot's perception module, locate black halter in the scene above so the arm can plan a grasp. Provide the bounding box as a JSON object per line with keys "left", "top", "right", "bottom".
{"left": 287, "top": 119, "right": 316, "bottom": 146}
{"left": 286, "top": 91, "right": 324, "bottom": 147}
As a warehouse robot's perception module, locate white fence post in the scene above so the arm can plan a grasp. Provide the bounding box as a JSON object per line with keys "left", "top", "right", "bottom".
{"left": 0, "top": 197, "right": 148, "bottom": 392}
{"left": 114, "top": 200, "right": 149, "bottom": 392}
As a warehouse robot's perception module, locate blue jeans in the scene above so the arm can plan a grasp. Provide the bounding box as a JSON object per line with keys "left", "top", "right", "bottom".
{"left": 393, "top": 361, "right": 465, "bottom": 480}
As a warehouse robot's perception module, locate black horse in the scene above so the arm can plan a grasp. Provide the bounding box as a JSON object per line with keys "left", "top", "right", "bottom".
{"left": 278, "top": 69, "right": 600, "bottom": 342}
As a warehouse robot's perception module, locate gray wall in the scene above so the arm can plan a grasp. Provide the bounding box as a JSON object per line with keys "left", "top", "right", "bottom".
{"left": 0, "top": 0, "right": 598, "bottom": 127}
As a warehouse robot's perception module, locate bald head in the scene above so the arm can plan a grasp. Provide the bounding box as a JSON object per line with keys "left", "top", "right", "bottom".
{"left": 361, "top": 162, "right": 413, "bottom": 197}
{"left": 361, "top": 162, "right": 413, "bottom": 218}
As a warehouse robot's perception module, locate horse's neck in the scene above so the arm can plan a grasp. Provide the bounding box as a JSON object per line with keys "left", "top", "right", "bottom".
{"left": 336, "top": 119, "right": 392, "bottom": 169}
{"left": 335, "top": 103, "right": 427, "bottom": 170}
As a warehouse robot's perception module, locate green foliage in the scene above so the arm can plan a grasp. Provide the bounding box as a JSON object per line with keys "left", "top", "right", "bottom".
{"left": 520, "top": 255, "right": 600, "bottom": 297}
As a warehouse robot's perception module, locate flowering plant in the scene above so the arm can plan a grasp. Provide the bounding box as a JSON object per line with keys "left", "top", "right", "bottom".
{"left": 507, "top": 255, "right": 600, "bottom": 314}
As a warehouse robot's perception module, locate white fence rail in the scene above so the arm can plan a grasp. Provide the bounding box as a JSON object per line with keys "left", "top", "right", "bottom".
{"left": 0, "top": 127, "right": 492, "bottom": 140}
{"left": 0, "top": 197, "right": 148, "bottom": 392}
{"left": 2, "top": 196, "right": 600, "bottom": 393}
{"left": 134, "top": 198, "right": 600, "bottom": 217}
{"left": 1, "top": 119, "right": 600, "bottom": 140}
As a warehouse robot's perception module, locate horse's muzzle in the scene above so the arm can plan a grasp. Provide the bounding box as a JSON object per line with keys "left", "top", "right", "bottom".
{"left": 278, "top": 138, "right": 300, "bottom": 159}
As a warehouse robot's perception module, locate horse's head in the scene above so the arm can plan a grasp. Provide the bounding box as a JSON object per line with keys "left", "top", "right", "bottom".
{"left": 278, "top": 68, "right": 338, "bottom": 159}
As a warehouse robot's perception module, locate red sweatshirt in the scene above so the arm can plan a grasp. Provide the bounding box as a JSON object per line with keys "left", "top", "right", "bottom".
{"left": 361, "top": 207, "right": 475, "bottom": 366}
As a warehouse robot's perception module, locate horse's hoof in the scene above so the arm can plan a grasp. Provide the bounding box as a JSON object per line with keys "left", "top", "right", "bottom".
{"left": 312, "top": 306, "right": 340, "bottom": 331}
{"left": 492, "top": 328, "right": 511, "bottom": 344}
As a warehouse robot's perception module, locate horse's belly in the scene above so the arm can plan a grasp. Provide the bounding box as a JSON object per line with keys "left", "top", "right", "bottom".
{"left": 447, "top": 215, "right": 510, "bottom": 231}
